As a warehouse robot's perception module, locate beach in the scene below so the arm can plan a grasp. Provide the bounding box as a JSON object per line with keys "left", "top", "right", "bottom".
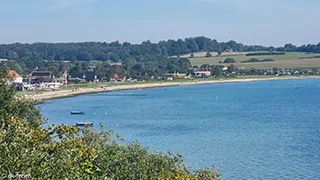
{"left": 24, "top": 76, "right": 319, "bottom": 101}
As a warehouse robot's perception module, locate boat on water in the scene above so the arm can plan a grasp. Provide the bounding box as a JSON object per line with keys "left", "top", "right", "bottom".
{"left": 70, "top": 111, "right": 85, "bottom": 115}
{"left": 293, "top": 86, "right": 302, "bottom": 89}
{"left": 76, "top": 122, "right": 93, "bottom": 126}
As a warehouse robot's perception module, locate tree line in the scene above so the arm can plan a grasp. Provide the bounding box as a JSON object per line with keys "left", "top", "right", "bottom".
{"left": 1, "top": 37, "right": 320, "bottom": 62}
{"left": 2, "top": 36, "right": 320, "bottom": 80}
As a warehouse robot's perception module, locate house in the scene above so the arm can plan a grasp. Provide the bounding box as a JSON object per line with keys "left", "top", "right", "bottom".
{"left": 68, "top": 72, "right": 98, "bottom": 83}
{"left": 68, "top": 72, "right": 86, "bottom": 82}
{"left": 110, "top": 74, "right": 126, "bottom": 82}
{"left": 194, "top": 71, "right": 211, "bottom": 77}
{"left": 31, "top": 71, "right": 53, "bottom": 83}
{"left": 163, "top": 73, "right": 187, "bottom": 80}
{"left": 8, "top": 70, "right": 23, "bottom": 84}
{"left": 175, "top": 73, "right": 187, "bottom": 78}
{"left": 224, "top": 49, "right": 234, "bottom": 53}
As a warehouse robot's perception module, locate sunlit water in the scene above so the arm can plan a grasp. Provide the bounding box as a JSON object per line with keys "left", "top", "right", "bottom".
{"left": 40, "top": 79, "right": 320, "bottom": 179}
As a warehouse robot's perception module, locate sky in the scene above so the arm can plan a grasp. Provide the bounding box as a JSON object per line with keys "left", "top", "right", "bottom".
{"left": 0, "top": 0, "right": 320, "bottom": 46}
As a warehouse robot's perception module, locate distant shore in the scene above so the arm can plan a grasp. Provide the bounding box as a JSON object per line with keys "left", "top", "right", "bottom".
{"left": 24, "top": 76, "right": 319, "bottom": 102}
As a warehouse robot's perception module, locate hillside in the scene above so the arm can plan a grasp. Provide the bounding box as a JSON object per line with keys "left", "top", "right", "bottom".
{"left": 190, "top": 52, "right": 320, "bottom": 69}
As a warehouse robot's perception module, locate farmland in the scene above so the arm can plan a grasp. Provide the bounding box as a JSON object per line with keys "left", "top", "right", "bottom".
{"left": 190, "top": 52, "right": 320, "bottom": 69}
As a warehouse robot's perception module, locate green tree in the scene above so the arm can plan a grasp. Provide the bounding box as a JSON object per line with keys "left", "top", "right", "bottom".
{"left": 223, "top": 58, "right": 235, "bottom": 63}
{"left": 227, "top": 64, "right": 236, "bottom": 73}
{"left": 124, "top": 59, "right": 136, "bottom": 76}
{"left": 212, "top": 66, "right": 222, "bottom": 77}
{"left": 6, "top": 51, "right": 19, "bottom": 59}
{"left": 0, "top": 65, "right": 42, "bottom": 129}
{"left": 13, "top": 62, "right": 23, "bottom": 75}
{"left": 190, "top": 53, "right": 195, "bottom": 58}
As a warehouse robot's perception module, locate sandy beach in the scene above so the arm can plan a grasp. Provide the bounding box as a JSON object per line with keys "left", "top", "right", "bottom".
{"left": 25, "top": 76, "right": 319, "bottom": 102}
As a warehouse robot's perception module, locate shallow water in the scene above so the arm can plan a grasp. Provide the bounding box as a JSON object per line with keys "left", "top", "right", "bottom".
{"left": 40, "top": 79, "right": 320, "bottom": 179}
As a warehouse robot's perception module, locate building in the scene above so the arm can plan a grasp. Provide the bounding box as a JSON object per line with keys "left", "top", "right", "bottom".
{"left": 163, "top": 73, "right": 187, "bottom": 80}
{"left": 110, "top": 74, "right": 126, "bottom": 82}
{"left": 194, "top": 71, "right": 211, "bottom": 77}
{"left": 31, "top": 71, "right": 53, "bottom": 83}
{"left": 8, "top": 70, "right": 23, "bottom": 84}
{"left": 68, "top": 72, "right": 98, "bottom": 83}
{"left": 224, "top": 49, "right": 234, "bottom": 53}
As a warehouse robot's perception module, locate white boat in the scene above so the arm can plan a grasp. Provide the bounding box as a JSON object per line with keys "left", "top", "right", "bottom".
{"left": 70, "top": 111, "right": 85, "bottom": 115}
{"left": 76, "top": 122, "right": 93, "bottom": 126}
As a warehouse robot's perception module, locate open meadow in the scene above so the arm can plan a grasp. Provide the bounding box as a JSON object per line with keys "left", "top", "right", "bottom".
{"left": 190, "top": 52, "right": 320, "bottom": 69}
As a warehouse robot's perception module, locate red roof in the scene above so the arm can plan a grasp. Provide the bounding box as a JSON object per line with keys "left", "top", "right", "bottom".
{"left": 113, "top": 74, "right": 119, "bottom": 79}
{"left": 8, "top": 70, "right": 22, "bottom": 78}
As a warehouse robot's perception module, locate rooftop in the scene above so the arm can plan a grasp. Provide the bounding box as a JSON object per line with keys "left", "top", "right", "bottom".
{"left": 31, "top": 71, "right": 52, "bottom": 77}
{"left": 8, "top": 70, "right": 22, "bottom": 78}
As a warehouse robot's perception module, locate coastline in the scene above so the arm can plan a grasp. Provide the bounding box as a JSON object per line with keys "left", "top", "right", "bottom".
{"left": 25, "top": 76, "right": 319, "bottom": 102}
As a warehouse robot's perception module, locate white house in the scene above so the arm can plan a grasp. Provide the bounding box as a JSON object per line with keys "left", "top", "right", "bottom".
{"left": 8, "top": 70, "right": 23, "bottom": 84}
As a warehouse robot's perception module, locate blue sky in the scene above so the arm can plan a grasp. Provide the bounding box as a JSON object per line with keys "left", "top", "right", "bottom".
{"left": 0, "top": 0, "right": 319, "bottom": 46}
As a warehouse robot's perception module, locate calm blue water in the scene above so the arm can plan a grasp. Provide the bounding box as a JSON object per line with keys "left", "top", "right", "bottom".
{"left": 40, "top": 79, "right": 320, "bottom": 179}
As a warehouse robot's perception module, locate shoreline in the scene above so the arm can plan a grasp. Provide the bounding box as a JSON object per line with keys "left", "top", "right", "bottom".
{"left": 25, "top": 76, "right": 319, "bottom": 102}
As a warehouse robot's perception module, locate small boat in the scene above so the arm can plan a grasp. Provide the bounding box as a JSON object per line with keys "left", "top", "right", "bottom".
{"left": 293, "top": 86, "right": 302, "bottom": 89}
{"left": 76, "top": 122, "right": 93, "bottom": 126}
{"left": 70, "top": 111, "right": 85, "bottom": 115}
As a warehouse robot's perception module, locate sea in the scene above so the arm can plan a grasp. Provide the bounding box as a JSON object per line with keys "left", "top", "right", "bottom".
{"left": 39, "top": 79, "right": 320, "bottom": 180}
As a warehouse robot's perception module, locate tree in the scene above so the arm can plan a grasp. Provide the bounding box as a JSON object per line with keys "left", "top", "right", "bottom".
{"left": 185, "top": 38, "right": 199, "bottom": 52}
{"left": 205, "top": 51, "right": 212, "bottom": 57}
{"left": 200, "top": 64, "right": 210, "bottom": 71}
{"left": 227, "top": 64, "right": 236, "bottom": 73}
{"left": 223, "top": 58, "right": 235, "bottom": 63}
{"left": 284, "top": 43, "right": 297, "bottom": 52}
{"left": 178, "top": 58, "right": 192, "bottom": 72}
{"left": 212, "top": 66, "right": 222, "bottom": 77}
{"left": 268, "top": 46, "right": 275, "bottom": 52}
{"left": 6, "top": 51, "right": 19, "bottom": 59}
{"left": 0, "top": 65, "right": 42, "bottom": 129}
{"left": 192, "top": 65, "right": 199, "bottom": 70}
{"left": 190, "top": 53, "right": 195, "bottom": 58}
{"left": 0, "top": 37, "right": 319, "bottom": 64}
{"left": 272, "top": 67, "right": 278, "bottom": 72}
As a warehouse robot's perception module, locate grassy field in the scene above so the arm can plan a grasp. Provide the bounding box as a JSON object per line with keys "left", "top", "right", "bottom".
{"left": 190, "top": 52, "right": 320, "bottom": 69}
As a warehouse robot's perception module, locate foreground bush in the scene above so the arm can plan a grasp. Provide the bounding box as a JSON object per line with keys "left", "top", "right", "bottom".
{"left": 0, "top": 119, "right": 219, "bottom": 179}
{"left": 0, "top": 66, "right": 219, "bottom": 179}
